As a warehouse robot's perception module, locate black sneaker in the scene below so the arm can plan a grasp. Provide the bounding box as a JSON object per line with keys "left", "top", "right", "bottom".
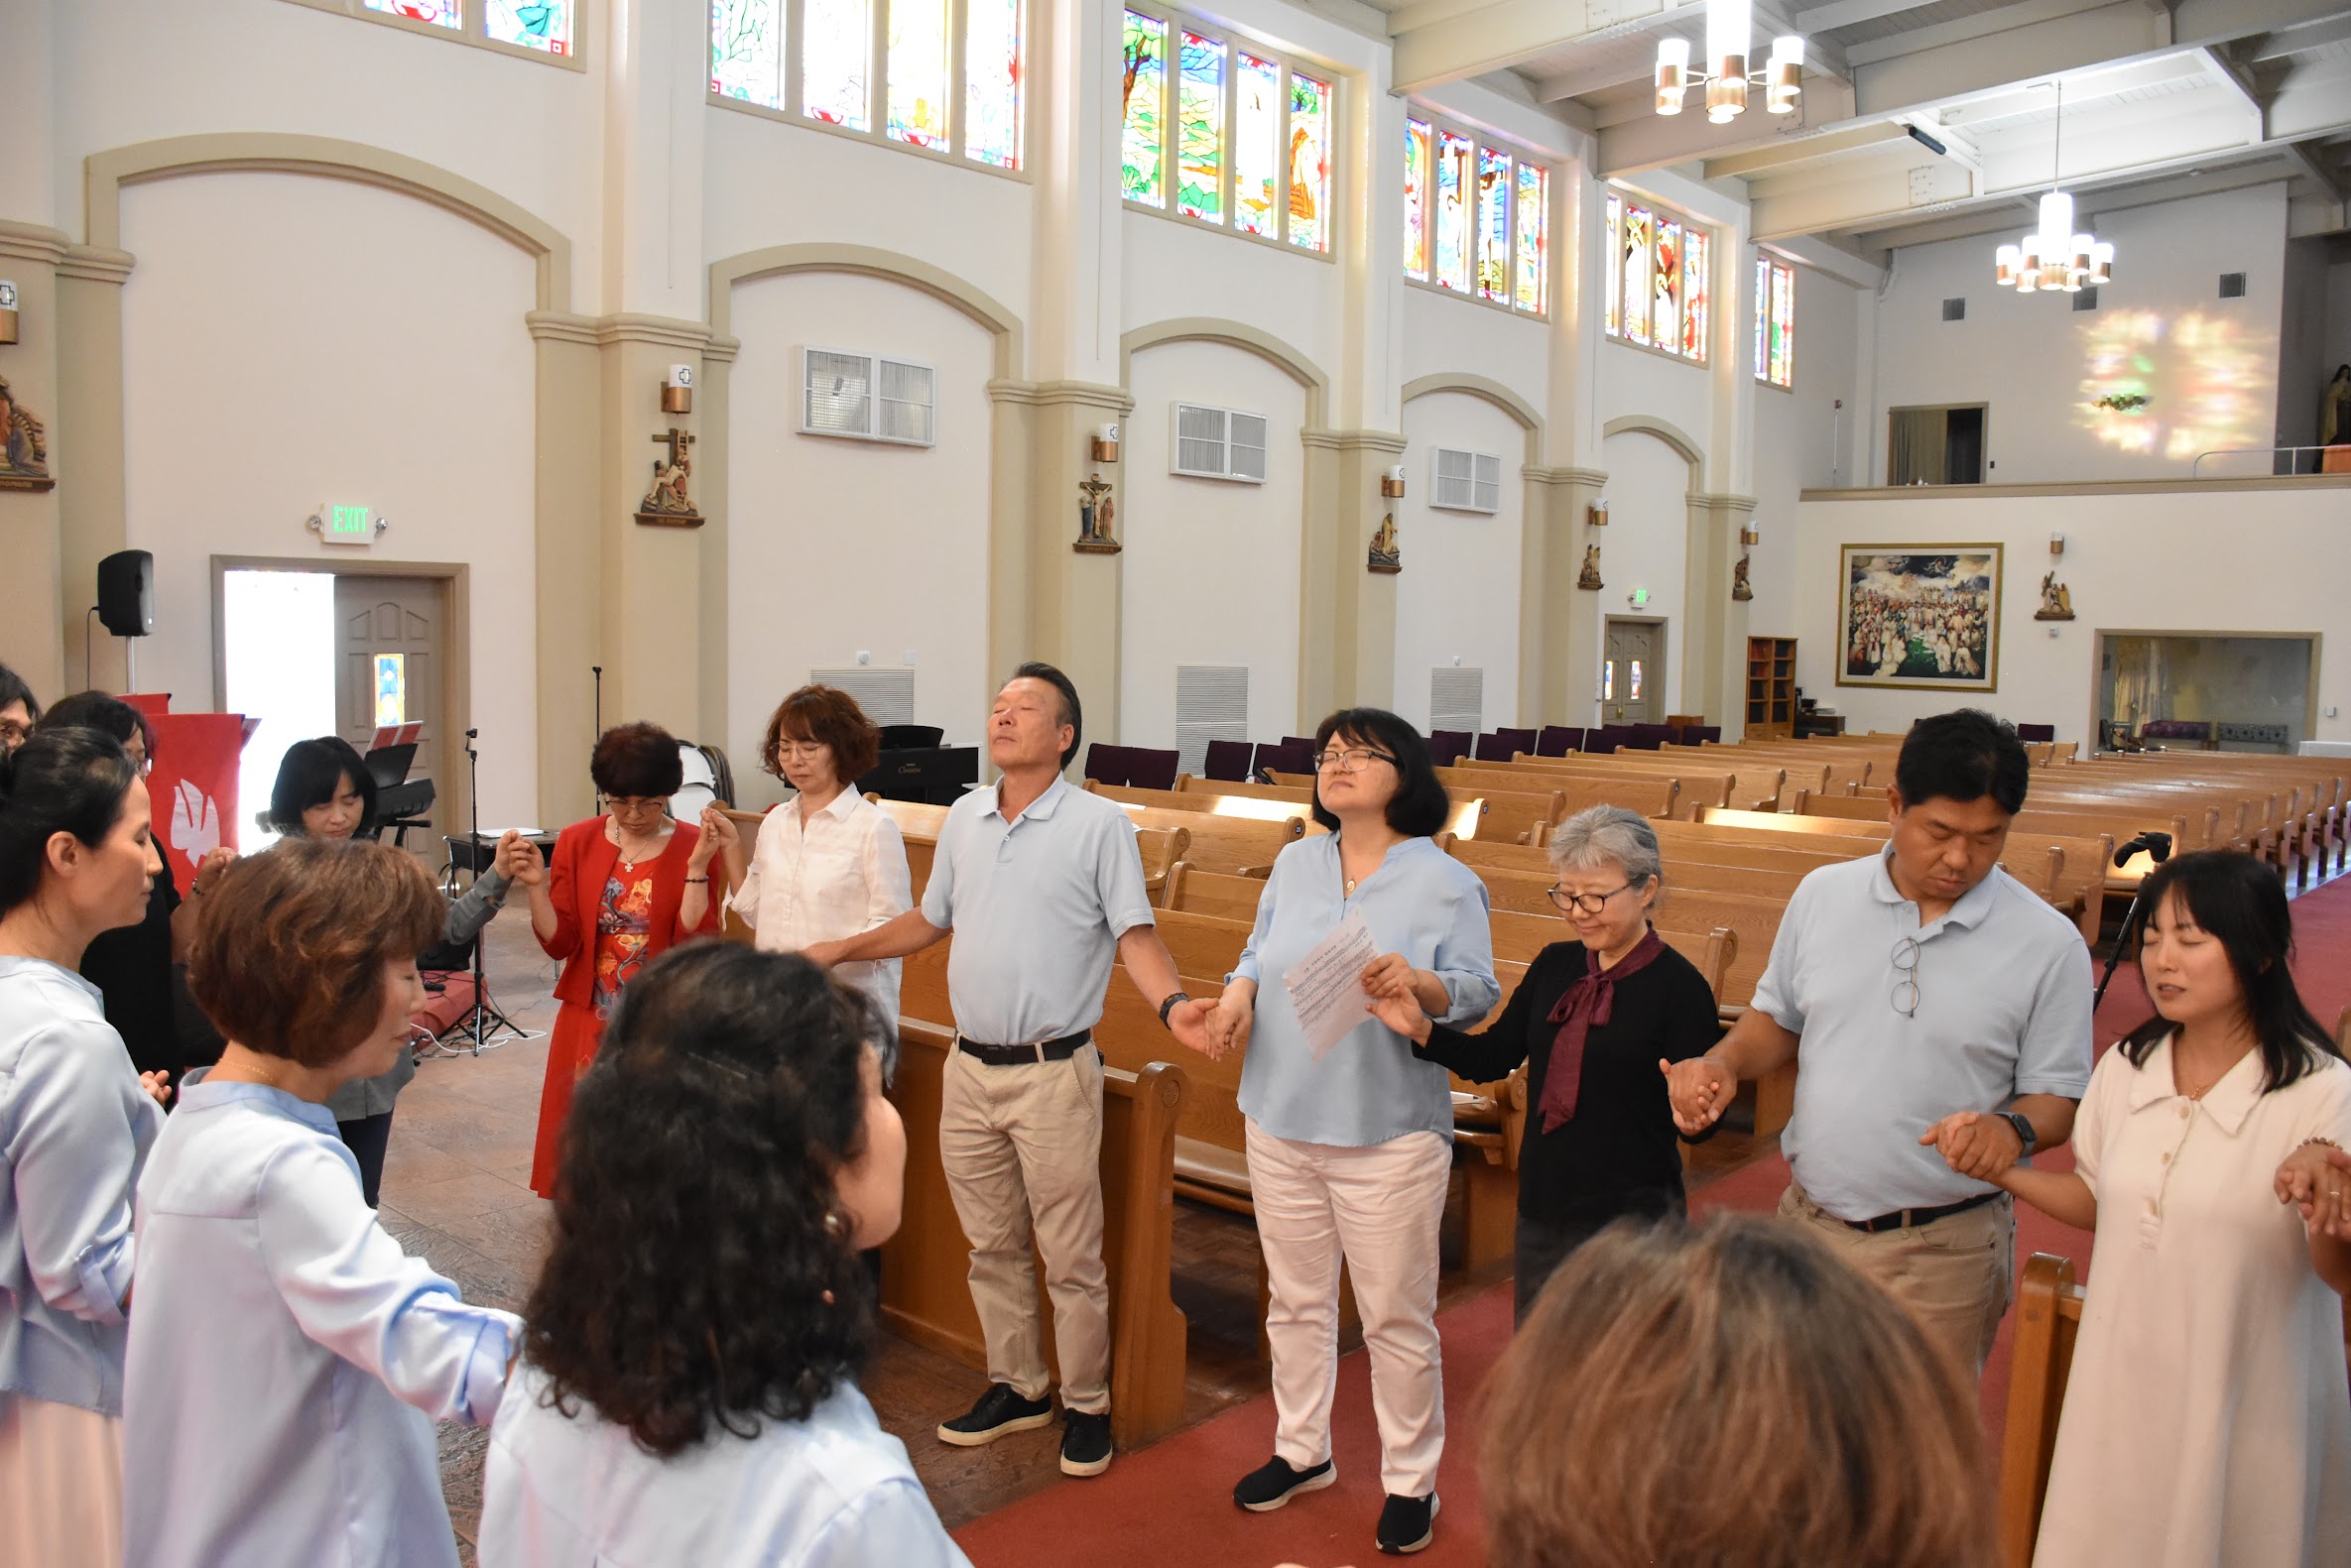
{"left": 1376, "top": 1493, "right": 1439, "bottom": 1555}
{"left": 936, "top": 1384, "right": 1053, "bottom": 1447}
{"left": 1233, "top": 1455, "right": 1336, "bottom": 1511}
{"left": 1059, "top": 1409, "right": 1114, "bottom": 1477}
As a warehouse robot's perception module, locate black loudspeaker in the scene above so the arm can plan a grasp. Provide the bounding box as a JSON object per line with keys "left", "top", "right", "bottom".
{"left": 97, "top": 549, "right": 154, "bottom": 637}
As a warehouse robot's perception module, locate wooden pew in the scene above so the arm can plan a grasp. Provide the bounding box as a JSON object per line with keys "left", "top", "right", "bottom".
{"left": 881, "top": 1021, "right": 1190, "bottom": 1453}
{"left": 809, "top": 798, "right": 1188, "bottom": 905}
{"left": 1098, "top": 800, "right": 1305, "bottom": 876}
{"left": 1155, "top": 777, "right": 1485, "bottom": 840}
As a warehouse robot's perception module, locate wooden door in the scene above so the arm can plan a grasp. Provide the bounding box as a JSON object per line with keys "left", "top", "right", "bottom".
{"left": 1603, "top": 620, "right": 1663, "bottom": 725}
{"left": 334, "top": 576, "right": 445, "bottom": 847}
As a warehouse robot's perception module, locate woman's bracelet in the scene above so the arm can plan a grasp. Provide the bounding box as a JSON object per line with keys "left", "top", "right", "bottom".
{"left": 2301, "top": 1137, "right": 2344, "bottom": 1152}
{"left": 683, "top": 875, "right": 710, "bottom": 884}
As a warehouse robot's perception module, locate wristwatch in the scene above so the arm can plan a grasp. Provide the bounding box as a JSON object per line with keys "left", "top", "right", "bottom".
{"left": 2000, "top": 1110, "right": 2038, "bottom": 1156}
{"left": 1158, "top": 991, "right": 1192, "bottom": 1029}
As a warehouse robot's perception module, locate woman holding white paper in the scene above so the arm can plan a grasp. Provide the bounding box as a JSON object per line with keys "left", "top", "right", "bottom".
{"left": 1205, "top": 707, "right": 1498, "bottom": 1558}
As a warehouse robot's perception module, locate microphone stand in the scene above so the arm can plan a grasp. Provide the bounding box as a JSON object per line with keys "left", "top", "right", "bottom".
{"left": 2092, "top": 834, "right": 2172, "bottom": 1012}
{"left": 431, "top": 727, "right": 531, "bottom": 1056}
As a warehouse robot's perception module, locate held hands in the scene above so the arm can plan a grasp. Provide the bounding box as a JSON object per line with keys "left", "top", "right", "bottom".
{"left": 1362, "top": 978, "right": 1432, "bottom": 1043}
{"left": 696, "top": 805, "right": 739, "bottom": 861}
{"left": 1201, "top": 990, "right": 1254, "bottom": 1062}
{"left": 2275, "top": 1143, "right": 2351, "bottom": 1242}
{"left": 496, "top": 831, "right": 546, "bottom": 886}
{"left": 1660, "top": 1055, "right": 1737, "bottom": 1134}
{"left": 1918, "top": 1110, "right": 2027, "bottom": 1182}
{"left": 139, "top": 1070, "right": 173, "bottom": 1109}
{"left": 1164, "top": 997, "right": 1224, "bottom": 1060}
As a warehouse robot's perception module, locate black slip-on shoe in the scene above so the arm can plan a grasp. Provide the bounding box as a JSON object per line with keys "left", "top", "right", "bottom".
{"left": 1232, "top": 1455, "right": 1336, "bottom": 1512}
{"left": 936, "top": 1384, "right": 1053, "bottom": 1447}
{"left": 1059, "top": 1409, "right": 1114, "bottom": 1477}
{"left": 1376, "top": 1492, "right": 1439, "bottom": 1555}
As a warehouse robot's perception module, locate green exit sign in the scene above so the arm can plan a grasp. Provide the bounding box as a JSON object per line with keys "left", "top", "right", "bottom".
{"left": 328, "top": 505, "right": 372, "bottom": 537}
{"left": 1631, "top": 588, "right": 1650, "bottom": 606}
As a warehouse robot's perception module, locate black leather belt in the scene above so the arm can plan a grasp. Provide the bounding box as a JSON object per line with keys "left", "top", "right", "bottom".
{"left": 1842, "top": 1189, "right": 2004, "bottom": 1235}
{"left": 955, "top": 1031, "right": 1090, "bottom": 1066}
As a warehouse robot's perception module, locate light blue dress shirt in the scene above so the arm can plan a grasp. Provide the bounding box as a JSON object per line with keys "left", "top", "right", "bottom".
{"left": 1754, "top": 847, "right": 2095, "bottom": 1221}
{"left": 122, "top": 1080, "right": 520, "bottom": 1568}
{"left": 1234, "top": 834, "right": 1500, "bottom": 1146}
{"left": 481, "top": 1368, "right": 972, "bottom": 1568}
{"left": 0, "top": 955, "right": 161, "bottom": 1416}
{"left": 920, "top": 778, "right": 1155, "bottom": 1044}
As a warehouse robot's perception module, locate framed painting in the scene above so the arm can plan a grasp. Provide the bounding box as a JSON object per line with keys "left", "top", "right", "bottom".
{"left": 1836, "top": 544, "right": 2001, "bottom": 692}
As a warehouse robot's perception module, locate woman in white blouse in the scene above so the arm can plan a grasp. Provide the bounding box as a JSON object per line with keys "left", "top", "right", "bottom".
{"left": 1948, "top": 850, "right": 2350, "bottom": 1568}
{"left": 702, "top": 685, "right": 912, "bottom": 1025}
{"left": 0, "top": 727, "right": 168, "bottom": 1567}
{"left": 122, "top": 837, "right": 521, "bottom": 1568}
{"left": 480, "top": 942, "right": 967, "bottom": 1567}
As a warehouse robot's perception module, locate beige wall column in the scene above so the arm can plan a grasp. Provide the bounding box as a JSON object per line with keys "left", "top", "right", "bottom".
{"left": 593, "top": 316, "right": 714, "bottom": 742}
{"left": 692, "top": 331, "right": 740, "bottom": 756}
{"left": 54, "top": 244, "right": 137, "bottom": 694}
{"left": 1522, "top": 464, "right": 1608, "bottom": 729}
{"left": 1683, "top": 491, "right": 1757, "bottom": 734}
{"left": 1299, "top": 429, "right": 1405, "bottom": 725}
{"left": 0, "top": 222, "right": 69, "bottom": 696}
{"left": 527, "top": 310, "right": 602, "bottom": 823}
{"left": 1015, "top": 382, "right": 1134, "bottom": 740}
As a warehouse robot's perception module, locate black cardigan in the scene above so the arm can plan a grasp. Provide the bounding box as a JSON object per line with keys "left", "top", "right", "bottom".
{"left": 1415, "top": 936, "right": 1720, "bottom": 1226}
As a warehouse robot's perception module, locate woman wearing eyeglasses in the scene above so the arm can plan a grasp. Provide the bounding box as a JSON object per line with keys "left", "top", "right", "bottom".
{"left": 516, "top": 722, "right": 720, "bottom": 1199}
{"left": 1205, "top": 708, "right": 1499, "bottom": 1557}
{"left": 698, "top": 685, "right": 912, "bottom": 1030}
{"left": 1368, "top": 805, "right": 1721, "bottom": 1327}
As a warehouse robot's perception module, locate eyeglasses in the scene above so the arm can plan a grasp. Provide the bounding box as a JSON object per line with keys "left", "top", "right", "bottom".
{"left": 0, "top": 720, "right": 29, "bottom": 748}
{"left": 609, "top": 795, "right": 671, "bottom": 819}
{"left": 1312, "top": 748, "right": 1397, "bottom": 773}
{"left": 1891, "top": 936, "right": 1920, "bottom": 1019}
{"left": 1548, "top": 882, "right": 1638, "bottom": 915}
{"left": 775, "top": 742, "right": 830, "bottom": 762}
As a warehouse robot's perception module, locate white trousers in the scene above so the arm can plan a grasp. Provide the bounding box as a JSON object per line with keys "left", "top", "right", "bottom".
{"left": 1245, "top": 1119, "right": 1451, "bottom": 1499}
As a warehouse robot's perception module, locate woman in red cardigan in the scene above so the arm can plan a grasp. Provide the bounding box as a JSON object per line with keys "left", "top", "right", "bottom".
{"left": 514, "top": 723, "right": 720, "bottom": 1197}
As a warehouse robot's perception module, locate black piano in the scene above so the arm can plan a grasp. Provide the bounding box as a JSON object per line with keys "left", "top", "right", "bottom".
{"left": 362, "top": 742, "right": 437, "bottom": 848}
{"left": 858, "top": 726, "right": 978, "bottom": 803}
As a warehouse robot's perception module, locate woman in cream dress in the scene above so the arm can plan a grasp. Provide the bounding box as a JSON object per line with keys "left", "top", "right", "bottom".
{"left": 1955, "top": 851, "right": 2350, "bottom": 1568}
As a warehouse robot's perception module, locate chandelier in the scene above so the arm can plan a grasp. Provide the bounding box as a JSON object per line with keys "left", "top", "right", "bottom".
{"left": 1994, "top": 80, "right": 2113, "bottom": 293}
{"left": 1655, "top": 0, "right": 1803, "bottom": 123}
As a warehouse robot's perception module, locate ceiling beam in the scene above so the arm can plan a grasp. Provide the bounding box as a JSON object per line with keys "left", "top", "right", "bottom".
{"left": 1702, "top": 120, "right": 1916, "bottom": 178}
{"left": 2243, "top": 10, "right": 2351, "bottom": 64}
{"left": 1390, "top": 0, "right": 1611, "bottom": 94}
{"left": 1792, "top": 0, "right": 1942, "bottom": 30}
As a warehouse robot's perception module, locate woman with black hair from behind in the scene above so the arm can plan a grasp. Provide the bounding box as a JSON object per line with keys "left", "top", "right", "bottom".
{"left": 38, "top": 691, "right": 234, "bottom": 1086}
{"left": 479, "top": 943, "right": 968, "bottom": 1567}
{"left": 1944, "top": 850, "right": 2350, "bottom": 1567}
{"left": 0, "top": 727, "right": 169, "bottom": 1563}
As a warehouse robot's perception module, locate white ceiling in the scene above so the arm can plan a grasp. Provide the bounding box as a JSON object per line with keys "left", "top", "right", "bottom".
{"left": 1385, "top": 0, "right": 2351, "bottom": 257}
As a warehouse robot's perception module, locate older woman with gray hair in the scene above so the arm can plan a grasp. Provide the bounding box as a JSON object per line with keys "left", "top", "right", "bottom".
{"left": 1367, "top": 804, "right": 1721, "bottom": 1320}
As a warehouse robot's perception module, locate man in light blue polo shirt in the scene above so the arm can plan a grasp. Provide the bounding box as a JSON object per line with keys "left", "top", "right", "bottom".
{"left": 807, "top": 663, "right": 1217, "bottom": 1480}
{"left": 1664, "top": 710, "right": 2092, "bottom": 1377}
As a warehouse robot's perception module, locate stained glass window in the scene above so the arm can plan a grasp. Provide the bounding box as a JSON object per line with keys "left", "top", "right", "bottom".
{"left": 1624, "top": 204, "right": 1654, "bottom": 344}
{"left": 1603, "top": 193, "right": 1622, "bottom": 336}
{"left": 1287, "top": 71, "right": 1329, "bottom": 254}
{"left": 1176, "top": 32, "right": 1225, "bottom": 222}
{"left": 1602, "top": 188, "right": 1706, "bottom": 363}
{"left": 486, "top": 0, "right": 571, "bottom": 53}
{"left": 1404, "top": 119, "right": 1431, "bottom": 278}
{"left": 1121, "top": 12, "right": 1168, "bottom": 205}
{"left": 964, "top": 0, "right": 1022, "bottom": 168}
{"left": 365, "top": 0, "right": 461, "bottom": 28}
{"left": 1683, "top": 229, "right": 1709, "bottom": 359}
{"left": 713, "top": 0, "right": 786, "bottom": 108}
{"left": 885, "top": 0, "right": 950, "bottom": 148}
{"left": 1476, "top": 147, "right": 1511, "bottom": 303}
{"left": 1760, "top": 259, "right": 1795, "bottom": 387}
{"left": 1513, "top": 162, "right": 1546, "bottom": 314}
{"left": 1434, "top": 130, "right": 1471, "bottom": 292}
{"left": 803, "top": 0, "right": 873, "bottom": 130}
{"left": 1234, "top": 54, "right": 1282, "bottom": 237}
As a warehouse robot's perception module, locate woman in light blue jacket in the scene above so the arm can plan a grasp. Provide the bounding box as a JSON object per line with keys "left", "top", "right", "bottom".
{"left": 0, "top": 726, "right": 169, "bottom": 1564}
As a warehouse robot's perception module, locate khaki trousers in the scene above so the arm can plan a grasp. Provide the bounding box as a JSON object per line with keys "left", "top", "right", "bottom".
{"left": 939, "top": 1042, "right": 1111, "bottom": 1413}
{"left": 1247, "top": 1120, "right": 1452, "bottom": 1499}
{"left": 1780, "top": 1178, "right": 2015, "bottom": 1381}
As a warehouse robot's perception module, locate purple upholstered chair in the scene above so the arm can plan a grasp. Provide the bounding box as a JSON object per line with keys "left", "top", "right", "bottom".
{"left": 1626, "top": 723, "right": 1676, "bottom": 751}
{"left": 1254, "top": 738, "right": 1315, "bottom": 780}
{"left": 1536, "top": 725, "right": 1583, "bottom": 757}
{"left": 1475, "top": 727, "right": 1539, "bottom": 763}
{"left": 2015, "top": 723, "right": 2055, "bottom": 743}
{"left": 1083, "top": 743, "right": 1128, "bottom": 786}
{"left": 1125, "top": 747, "right": 1180, "bottom": 791}
{"left": 1427, "top": 730, "right": 1473, "bottom": 768}
{"left": 1202, "top": 739, "right": 1255, "bottom": 782}
{"left": 1681, "top": 725, "right": 1723, "bottom": 745}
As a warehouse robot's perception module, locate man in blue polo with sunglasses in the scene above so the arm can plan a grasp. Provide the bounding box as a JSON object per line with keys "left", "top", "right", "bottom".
{"left": 1664, "top": 709, "right": 2092, "bottom": 1379}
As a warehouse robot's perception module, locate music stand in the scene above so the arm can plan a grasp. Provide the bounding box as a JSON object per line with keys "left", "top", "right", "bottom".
{"left": 423, "top": 730, "right": 539, "bottom": 1057}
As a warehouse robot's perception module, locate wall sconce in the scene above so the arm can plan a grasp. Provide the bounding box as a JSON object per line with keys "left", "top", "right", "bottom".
{"left": 2049, "top": 532, "right": 2065, "bottom": 556}
{"left": 1091, "top": 422, "right": 1121, "bottom": 463}
{"left": 0, "top": 280, "right": 17, "bottom": 345}
{"left": 1380, "top": 463, "right": 1406, "bottom": 499}
{"left": 1740, "top": 523, "right": 1761, "bottom": 546}
{"left": 1587, "top": 501, "right": 1609, "bottom": 528}
{"left": 661, "top": 364, "right": 694, "bottom": 415}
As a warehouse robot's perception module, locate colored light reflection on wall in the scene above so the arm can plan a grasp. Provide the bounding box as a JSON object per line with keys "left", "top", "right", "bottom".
{"left": 2077, "top": 309, "right": 2269, "bottom": 463}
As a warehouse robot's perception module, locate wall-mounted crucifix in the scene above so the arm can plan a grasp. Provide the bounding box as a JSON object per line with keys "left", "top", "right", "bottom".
{"left": 636, "top": 425, "right": 702, "bottom": 528}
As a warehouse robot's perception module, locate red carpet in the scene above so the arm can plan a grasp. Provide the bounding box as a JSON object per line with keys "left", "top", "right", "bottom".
{"left": 952, "top": 875, "right": 2351, "bottom": 1566}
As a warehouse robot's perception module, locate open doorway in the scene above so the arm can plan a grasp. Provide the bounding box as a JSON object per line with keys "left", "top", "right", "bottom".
{"left": 212, "top": 558, "right": 469, "bottom": 859}
{"left": 1887, "top": 404, "right": 1988, "bottom": 485}
{"left": 2095, "top": 631, "right": 2318, "bottom": 753}
{"left": 1601, "top": 618, "right": 1668, "bottom": 726}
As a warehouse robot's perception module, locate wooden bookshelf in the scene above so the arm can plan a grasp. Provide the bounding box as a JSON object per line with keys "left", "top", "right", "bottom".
{"left": 1745, "top": 637, "right": 1797, "bottom": 740}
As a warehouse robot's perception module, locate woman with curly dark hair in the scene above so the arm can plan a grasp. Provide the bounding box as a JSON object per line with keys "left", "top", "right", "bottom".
{"left": 516, "top": 722, "right": 720, "bottom": 1198}
{"left": 479, "top": 942, "right": 964, "bottom": 1566}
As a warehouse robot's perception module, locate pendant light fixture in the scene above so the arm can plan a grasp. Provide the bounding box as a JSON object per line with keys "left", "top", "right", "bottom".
{"left": 1993, "top": 80, "right": 2113, "bottom": 295}
{"left": 1656, "top": 0, "right": 1804, "bottom": 122}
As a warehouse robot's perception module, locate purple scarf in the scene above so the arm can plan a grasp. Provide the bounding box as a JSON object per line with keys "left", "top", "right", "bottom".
{"left": 1538, "top": 928, "right": 1666, "bottom": 1134}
